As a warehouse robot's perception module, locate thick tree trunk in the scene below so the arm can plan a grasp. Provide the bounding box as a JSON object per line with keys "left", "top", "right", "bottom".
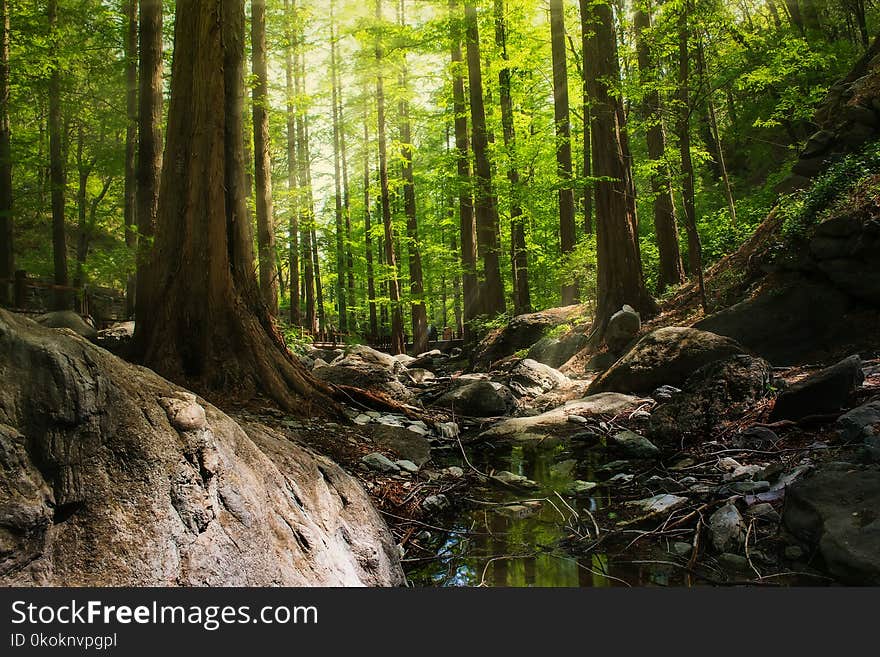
{"left": 495, "top": 0, "right": 530, "bottom": 315}
{"left": 584, "top": 1, "right": 656, "bottom": 335}
{"left": 634, "top": 3, "right": 685, "bottom": 294}
{"left": 284, "top": 0, "right": 300, "bottom": 326}
{"left": 123, "top": 0, "right": 138, "bottom": 317}
{"left": 134, "top": 0, "right": 163, "bottom": 325}
{"left": 0, "top": 0, "right": 12, "bottom": 306}
{"left": 375, "top": 0, "right": 405, "bottom": 355}
{"left": 135, "top": 0, "right": 337, "bottom": 417}
{"left": 252, "top": 0, "right": 279, "bottom": 316}
{"left": 550, "top": 0, "right": 577, "bottom": 306}
{"left": 450, "top": 0, "right": 479, "bottom": 336}
{"left": 48, "top": 0, "right": 69, "bottom": 310}
{"left": 676, "top": 1, "right": 707, "bottom": 313}
{"left": 577, "top": 0, "right": 593, "bottom": 236}
{"left": 464, "top": 1, "right": 505, "bottom": 318}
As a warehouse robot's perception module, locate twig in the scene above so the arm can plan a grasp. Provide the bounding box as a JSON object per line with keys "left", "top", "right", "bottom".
{"left": 744, "top": 519, "right": 762, "bottom": 580}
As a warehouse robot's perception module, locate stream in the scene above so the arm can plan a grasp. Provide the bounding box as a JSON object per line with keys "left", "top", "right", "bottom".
{"left": 405, "top": 436, "right": 690, "bottom": 587}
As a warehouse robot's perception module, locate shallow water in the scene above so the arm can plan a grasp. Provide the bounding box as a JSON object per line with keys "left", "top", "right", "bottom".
{"left": 405, "top": 439, "right": 690, "bottom": 587}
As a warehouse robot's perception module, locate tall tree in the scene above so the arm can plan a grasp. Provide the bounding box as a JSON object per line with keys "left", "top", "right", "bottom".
{"left": 577, "top": 0, "right": 593, "bottom": 235}
{"left": 123, "top": 0, "right": 137, "bottom": 317}
{"left": 363, "top": 105, "right": 378, "bottom": 337}
{"left": 464, "top": 0, "right": 505, "bottom": 317}
{"left": 48, "top": 0, "right": 69, "bottom": 310}
{"left": 449, "top": 0, "right": 478, "bottom": 335}
{"left": 330, "top": 0, "right": 348, "bottom": 332}
{"left": 252, "top": 0, "right": 279, "bottom": 316}
{"left": 495, "top": 0, "right": 530, "bottom": 315}
{"left": 375, "top": 0, "right": 406, "bottom": 354}
{"left": 584, "top": 0, "right": 655, "bottom": 334}
{"left": 634, "top": 1, "right": 685, "bottom": 293}
{"left": 133, "top": 0, "right": 336, "bottom": 415}
{"left": 0, "top": 0, "right": 11, "bottom": 305}
{"left": 284, "top": 0, "right": 300, "bottom": 326}
{"left": 398, "top": 0, "right": 428, "bottom": 354}
{"left": 134, "top": 0, "right": 163, "bottom": 324}
{"left": 550, "top": 0, "right": 577, "bottom": 306}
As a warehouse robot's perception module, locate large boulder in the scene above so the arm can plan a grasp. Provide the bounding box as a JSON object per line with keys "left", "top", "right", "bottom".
{"left": 588, "top": 327, "right": 748, "bottom": 395}
{"left": 770, "top": 355, "right": 864, "bottom": 421}
{"left": 370, "top": 425, "right": 432, "bottom": 466}
{"left": 313, "top": 344, "right": 412, "bottom": 401}
{"left": 836, "top": 400, "right": 880, "bottom": 453}
{"left": 35, "top": 310, "right": 97, "bottom": 341}
{"left": 436, "top": 380, "right": 516, "bottom": 418}
{"left": 604, "top": 305, "right": 640, "bottom": 353}
{"left": 783, "top": 463, "right": 880, "bottom": 584}
{"left": 526, "top": 330, "right": 590, "bottom": 369}
{"left": 0, "top": 310, "right": 403, "bottom": 586}
{"left": 496, "top": 358, "right": 569, "bottom": 397}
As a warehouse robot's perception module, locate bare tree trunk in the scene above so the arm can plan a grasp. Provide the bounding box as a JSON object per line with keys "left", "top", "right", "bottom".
{"left": 550, "top": 0, "right": 577, "bottom": 306}
{"left": 0, "top": 0, "right": 12, "bottom": 306}
{"left": 252, "top": 0, "right": 279, "bottom": 316}
{"left": 634, "top": 2, "right": 685, "bottom": 293}
{"left": 495, "top": 0, "right": 530, "bottom": 315}
{"left": 48, "top": 0, "right": 69, "bottom": 310}
{"left": 363, "top": 106, "right": 378, "bottom": 338}
{"left": 339, "top": 85, "right": 355, "bottom": 333}
{"left": 284, "top": 0, "right": 300, "bottom": 325}
{"left": 135, "top": 0, "right": 338, "bottom": 416}
{"left": 464, "top": 0, "right": 505, "bottom": 318}
{"left": 450, "top": 0, "right": 479, "bottom": 335}
{"left": 577, "top": 0, "right": 593, "bottom": 236}
{"left": 329, "top": 0, "right": 348, "bottom": 332}
{"left": 375, "top": 0, "right": 405, "bottom": 354}
{"left": 123, "top": 0, "right": 137, "bottom": 317}
{"left": 293, "top": 24, "right": 316, "bottom": 334}
{"left": 134, "top": 0, "right": 163, "bottom": 326}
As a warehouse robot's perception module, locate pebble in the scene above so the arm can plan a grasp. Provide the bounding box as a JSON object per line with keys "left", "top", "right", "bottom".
{"left": 422, "top": 494, "right": 450, "bottom": 513}
{"left": 361, "top": 452, "right": 400, "bottom": 473}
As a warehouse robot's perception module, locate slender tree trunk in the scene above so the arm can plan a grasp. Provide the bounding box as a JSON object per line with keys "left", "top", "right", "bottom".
{"left": 584, "top": 0, "right": 656, "bottom": 335}
{"left": 464, "top": 1, "right": 505, "bottom": 317}
{"left": 339, "top": 88, "right": 355, "bottom": 333}
{"left": 329, "top": 0, "right": 348, "bottom": 332}
{"left": 73, "top": 126, "right": 90, "bottom": 290}
{"left": 397, "top": 0, "right": 428, "bottom": 354}
{"left": 495, "top": 0, "right": 530, "bottom": 315}
{"left": 450, "top": 0, "right": 478, "bottom": 336}
{"left": 134, "top": 0, "right": 338, "bottom": 416}
{"left": 577, "top": 0, "right": 593, "bottom": 236}
{"left": 363, "top": 107, "right": 378, "bottom": 338}
{"left": 550, "top": 0, "right": 577, "bottom": 306}
{"left": 375, "top": 0, "right": 405, "bottom": 354}
{"left": 48, "top": 0, "right": 68, "bottom": 310}
{"left": 251, "top": 0, "right": 279, "bottom": 316}
{"left": 784, "top": 0, "right": 804, "bottom": 33}
{"left": 634, "top": 2, "right": 685, "bottom": 293}
{"left": 284, "top": 0, "right": 300, "bottom": 325}
{"left": 293, "top": 24, "right": 316, "bottom": 334}
{"left": 676, "top": 1, "right": 707, "bottom": 313}
{"left": 0, "top": 0, "right": 12, "bottom": 306}
{"left": 123, "top": 0, "right": 138, "bottom": 317}
{"left": 311, "top": 223, "right": 325, "bottom": 332}
{"left": 134, "top": 0, "right": 163, "bottom": 326}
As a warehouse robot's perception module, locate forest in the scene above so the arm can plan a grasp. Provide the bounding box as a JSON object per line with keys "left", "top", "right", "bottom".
{"left": 1, "top": 0, "right": 879, "bottom": 589}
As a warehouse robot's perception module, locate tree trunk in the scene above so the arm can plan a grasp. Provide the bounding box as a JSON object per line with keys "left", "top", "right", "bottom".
{"left": 450, "top": 0, "right": 479, "bottom": 335}
{"left": 464, "top": 1, "right": 505, "bottom": 318}
{"left": 293, "top": 24, "right": 316, "bottom": 334}
{"left": 48, "top": 0, "right": 69, "bottom": 310}
{"left": 584, "top": 0, "right": 656, "bottom": 335}
{"left": 577, "top": 0, "right": 593, "bottom": 236}
{"left": 0, "top": 0, "right": 12, "bottom": 306}
{"left": 495, "top": 0, "right": 530, "bottom": 316}
{"left": 398, "top": 0, "right": 428, "bottom": 354}
{"left": 363, "top": 106, "right": 378, "bottom": 338}
{"left": 676, "top": 1, "right": 707, "bottom": 313}
{"left": 134, "top": 0, "right": 337, "bottom": 416}
{"left": 284, "top": 0, "right": 300, "bottom": 326}
{"left": 375, "top": 0, "right": 405, "bottom": 354}
{"left": 123, "top": 0, "right": 138, "bottom": 317}
{"left": 251, "top": 0, "right": 279, "bottom": 316}
{"left": 134, "top": 0, "right": 163, "bottom": 326}
{"left": 634, "top": 2, "right": 685, "bottom": 294}
{"left": 329, "top": 0, "right": 348, "bottom": 333}
{"left": 550, "top": 0, "right": 577, "bottom": 306}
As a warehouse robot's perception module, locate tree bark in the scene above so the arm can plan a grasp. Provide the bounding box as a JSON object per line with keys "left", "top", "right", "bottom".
{"left": 550, "top": 0, "right": 577, "bottom": 306}
{"left": 123, "top": 0, "right": 138, "bottom": 317}
{"left": 577, "top": 0, "right": 593, "bottom": 236}
{"left": 0, "top": 0, "right": 12, "bottom": 306}
{"left": 134, "top": 0, "right": 338, "bottom": 416}
{"left": 329, "top": 0, "right": 348, "bottom": 332}
{"left": 375, "top": 0, "right": 405, "bottom": 354}
{"left": 363, "top": 105, "right": 378, "bottom": 338}
{"left": 48, "top": 0, "right": 69, "bottom": 310}
{"left": 634, "top": 2, "right": 685, "bottom": 294}
{"left": 284, "top": 0, "right": 300, "bottom": 326}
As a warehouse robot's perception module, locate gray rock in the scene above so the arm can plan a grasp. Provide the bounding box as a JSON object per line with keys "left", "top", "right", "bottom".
{"left": 611, "top": 431, "right": 660, "bottom": 459}
{"left": 652, "top": 385, "right": 682, "bottom": 403}
{"left": 35, "top": 310, "right": 97, "bottom": 340}
{"left": 436, "top": 380, "right": 516, "bottom": 417}
{"left": 836, "top": 400, "right": 880, "bottom": 444}
{"left": 724, "top": 480, "right": 771, "bottom": 495}
{"left": 567, "top": 480, "right": 598, "bottom": 496}
{"left": 395, "top": 459, "right": 420, "bottom": 473}
{"left": 371, "top": 425, "right": 432, "bottom": 466}
{"left": 784, "top": 545, "right": 804, "bottom": 560}
{"left": 95, "top": 320, "right": 135, "bottom": 354}
{"left": 625, "top": 494, "right": 688, "bottom": 518}
{"left": 771, "top": 355, "right": 863, "bottom": 421}
{"left": 709, "top": 503, "right": 746, "bottom": 553}
{"left": 717, "top": 553, "right": 751, "bottom": 572}
{"left": 442, "top": 466, "right": 464, "bottom": 478}
{"left": 406, "top": 424, "right": 429, "bottom": 436}
{"left": 604, "top": 305, "right": 641, "bottom": 352}
{"left": 745, "top": 503, "right": 780, "bottom": 522}
{"left": 503, "top": 358, "right": 569, "bottom": 397}
{"left": 362, "top": 452, "right": 401, "bottom": 473}
{"left": 671, "top": 542, "right": 693, "bottom": 558}
{"left": 527, "top": 331, "right": 589, "bottom": 369}
{"left": 422, "top": 494, "right": 450, "bottom": 513}
{"left": 353, "top": 414, "right": 372, "bottom": 425}
{"left": 405, "top": 368, "right": 436, "bottom": 385}
{"left": 314, "top": 344, "right": 412, "bottom": 401}
{"left": 490, "top": 471, "right": 540, "bottom": 490}
{"left": 606, "top": 473, "right": 635, "bottom": 485}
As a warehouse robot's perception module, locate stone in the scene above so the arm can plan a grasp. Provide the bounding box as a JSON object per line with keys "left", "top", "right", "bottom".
{"left": 606, "top": 473, "right": 635, "bottom": 485}
{"left": 377, "top": 414, "right": 405, "bottom": 427}
{"left": 314, "top": 344, "right": 412, "bottom": 401}
{"left": 0, "top": 310, "right": 403, "bottom": 587}
{"left": 783, "top": 464, "right": 880, "bottom": 584}
{"left": 422, "top": 494, "right": 450, "bottom": 513}
{"left": 770, "top": 355, "right": 864, "bottom": 421}
{"left": 395, "top": 459, "right": 420, "bottom": 473}
{"left": 567, "top": 480, "right": 598, "bottom": 496}
{"left": 406, "top": 424, "right": 429, "bottom": 436}
{"left": 652, "top": 387, "right": 681, "bottom": 405}
{"left": 671, "top": 542, "right": 693, "bottom": 558}
{"left": 745, "top": 503, "right": 780, "bottom": 523}
{"left": 717, "top": 553, "right": 751, "bottom": 572}
{"left": 724, "top": 480, "right": 771, "bottom": 495}
{"left": 435, "top": 422, "right": 460, "bottom": 439}
{"left": 490, "top": 471, "right": 540, "bottom": 490}
{"left": 527, "top": 330, "right": 590, "bottom": 369}
{"left": 405, "top": 368, "right": 436, "bottom": 385}
{"left": 362, "top": 452, "right": 401, "bottom": 473}
{"left": 801, "top": 129, "right": 835, "bottom": 158}
{"left": 836, "top": 400, "right": 880, "bottom": 444}
{"left": 436, "top": 380, "right": 516, "bottom": 417}
{"left": 550, "top": 459, "right": 577, "bottom": 477}
{"left": 442, "top": 466, "right": 464, "bottom": 478}
{"left": 589, "top": 327, "right": 748, "bottom": 395}
{"left": 784, "top": 545, "right": 805, "bottom": 561}
{"left": 371, "top": 425, "right": 432, "bottom": 466}
{"left": 95, "top": 320, "right": 135, "bottom": 355}
{"left": 604, "top": 305, "right": 641, "bottom": 352}
{"left": 35, "top": 310, "right": 97, "bottom": 341}
{"left": 624, "top": 494, "right": 688, "bottom": 519}
{"left": 354, "top": 414, "right": 372, "bottom": 425}
{"left": 502, "top": 358, "right": 570, "bottom": 397}
{"left": 709, "top": 503, "right": 746, "bottom": 553}
{"left": 725, "top": 464, "right": 765, "bottom": 482}
{"left": 611, "top": 431, "right": 660, "bottom": 459}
